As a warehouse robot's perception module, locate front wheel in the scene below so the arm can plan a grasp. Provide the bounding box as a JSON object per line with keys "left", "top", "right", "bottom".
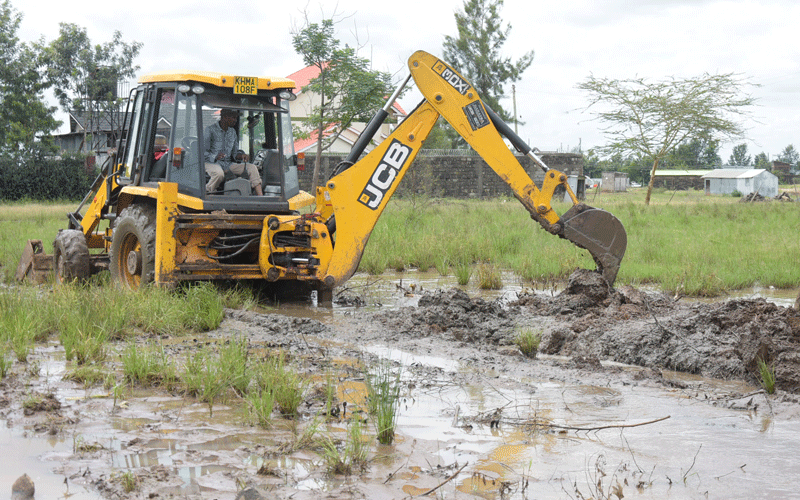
{"left": 109, "top": 205, "right": 156, "bottom": 289}
{"left": 53, "top": 229, "right": 90, "bottom": 283}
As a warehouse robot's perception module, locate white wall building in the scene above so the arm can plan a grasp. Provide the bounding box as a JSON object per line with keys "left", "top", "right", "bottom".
{"left": 701, "top": 168, "right": 779, "bottom": 197}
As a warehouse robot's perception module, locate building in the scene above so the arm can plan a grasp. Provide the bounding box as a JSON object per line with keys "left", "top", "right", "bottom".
{"left": 286, "top": 64, "right": 406, "bottom": 155}
{"left": 701, "top": 168, "right": 779, "bottom": 197}
{"left": 652, "top": 170, "right": 711, "bottom": 190}
{"left": 601, "top": 172, "right": 628, "bottom": 192}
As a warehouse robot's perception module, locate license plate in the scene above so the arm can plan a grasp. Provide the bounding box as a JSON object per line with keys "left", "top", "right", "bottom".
{"left": 234, "top": 76, "right": 258, "bottom": 95}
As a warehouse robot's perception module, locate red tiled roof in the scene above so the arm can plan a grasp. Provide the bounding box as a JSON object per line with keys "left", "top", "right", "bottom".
{"left": 287, "top": 64, "right": 406, "bottom": 116}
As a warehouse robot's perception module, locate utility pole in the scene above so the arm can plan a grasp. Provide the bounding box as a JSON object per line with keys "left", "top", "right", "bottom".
{"left": 512, "top": 84, "right": 518, "bottom": 135}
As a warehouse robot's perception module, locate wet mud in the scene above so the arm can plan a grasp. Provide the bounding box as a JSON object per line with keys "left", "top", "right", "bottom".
{"left": 3, "top": 270, "right": 800, "bottom": 498}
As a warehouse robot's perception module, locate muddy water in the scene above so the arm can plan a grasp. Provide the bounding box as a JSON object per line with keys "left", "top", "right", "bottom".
{"left": 5, "top": 272, "right": 800, "bottom": 499}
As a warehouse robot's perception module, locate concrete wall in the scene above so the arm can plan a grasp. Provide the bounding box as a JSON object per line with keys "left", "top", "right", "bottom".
{"left": 298, "top": 152, "right": 584, "bottom": 199}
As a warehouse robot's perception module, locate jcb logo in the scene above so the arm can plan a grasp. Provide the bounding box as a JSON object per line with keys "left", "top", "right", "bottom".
{"left": 358, "top": 140, "right": 412, "bottom": 210}
{"left": 434, "top": 61, "right": 470, "bottom": 95}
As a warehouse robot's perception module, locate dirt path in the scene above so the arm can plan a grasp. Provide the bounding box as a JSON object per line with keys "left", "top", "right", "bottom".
{"left": 3, "top": 272, "right": 800, "bottom": 498}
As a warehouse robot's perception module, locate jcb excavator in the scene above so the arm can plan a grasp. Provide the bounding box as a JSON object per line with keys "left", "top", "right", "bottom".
{"left": 16, "top": 50, "right": 626, "bottom": 296}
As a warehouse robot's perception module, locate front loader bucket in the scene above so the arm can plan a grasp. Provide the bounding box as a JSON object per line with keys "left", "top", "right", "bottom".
{"left": 559, "top": 206, "right": 627, "bottom": 285}
{"left": 15, "top": 239, "right": 53, "bottom": 284}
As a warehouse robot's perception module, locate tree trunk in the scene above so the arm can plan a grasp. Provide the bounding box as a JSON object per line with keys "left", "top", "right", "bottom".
{"left": 644, "top": 158, "right": 660, "bottom": 205}
{"left": 311, "top": 71, "right": 326, "bottom": 192}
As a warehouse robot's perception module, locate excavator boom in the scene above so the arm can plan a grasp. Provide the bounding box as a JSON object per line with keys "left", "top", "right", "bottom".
{"left": 319, "top": 50, "right": 627, "bottom": 287}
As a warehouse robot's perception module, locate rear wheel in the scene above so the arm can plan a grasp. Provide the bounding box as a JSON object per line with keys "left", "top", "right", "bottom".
{"left": 53, "top": 229, "right": 90, "bottom": 283}
{"left": 110, "top": 205, "right": 156, "bottom": 289}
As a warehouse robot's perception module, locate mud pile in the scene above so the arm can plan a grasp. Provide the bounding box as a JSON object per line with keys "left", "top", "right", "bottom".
{"left": 375, "top": 288, "right": 517, "bottom": 344}
{"left": 377, "top": 270, "right": 800, "bottom": 393}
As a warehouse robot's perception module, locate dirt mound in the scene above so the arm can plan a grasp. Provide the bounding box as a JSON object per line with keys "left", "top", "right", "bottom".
{"left": 511, "top": 270, "right": 800, "bottom": 393}
{"left": 372, "top": 269, "right": 800, "bottom": 393}
{"left": 376, "top": 288, "right": 516, "bottom": 344}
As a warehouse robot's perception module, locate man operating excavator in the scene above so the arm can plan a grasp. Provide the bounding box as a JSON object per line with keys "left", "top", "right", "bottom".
{"left": 204, "top": 108, "right": 263, "bottom": 196}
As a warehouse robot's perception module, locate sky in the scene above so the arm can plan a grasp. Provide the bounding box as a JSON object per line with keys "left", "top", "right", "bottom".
{"left": 16, "top": 0, "right": 800, "bottom": 163}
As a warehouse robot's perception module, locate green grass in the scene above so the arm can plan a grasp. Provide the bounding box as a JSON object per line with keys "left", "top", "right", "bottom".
{"left": 365, "top": 361, "right": 402, "bottom": 445}
{"left": 514, "top": 329, "right": 542, "bottom": 358}
{"left": 122, "top": 342, "right": 177, "bottom": 389}
{"left": 0, "top": 201, "right": 75, "bottom": 282}
{"left": 757, "top": 357, "right": 776, "bottom": 394}
{"left": 360, "top": 191, "right": 800, "bottom": 296}
{"left": 321, "top": 419, "right": 370, "bottom": 475}
{"left": 2, "top": 192, "right": 800, "bottom": 297}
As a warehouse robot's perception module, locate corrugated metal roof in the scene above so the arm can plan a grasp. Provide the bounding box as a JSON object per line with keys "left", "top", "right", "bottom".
{"left": 702, "top": 169, "right": 767, "bottom": 179}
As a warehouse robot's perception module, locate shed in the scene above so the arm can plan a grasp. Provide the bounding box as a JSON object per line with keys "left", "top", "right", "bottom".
{"left": 701, "top": 168, "right": 779, "bottom": 198}
{"left": 601, "top": 172, "right": 628, "bottom": 192}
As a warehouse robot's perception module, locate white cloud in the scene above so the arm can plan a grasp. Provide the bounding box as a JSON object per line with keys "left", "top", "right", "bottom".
{"left": 16, "top": 0, "right": 800, "bottom": 160}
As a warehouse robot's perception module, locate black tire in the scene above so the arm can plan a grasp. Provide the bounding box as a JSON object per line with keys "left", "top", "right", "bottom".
{"left": 109, "top": 204, "right": 156, "bottom": 289}
{"left": 53, "top": 229, "right": 90, "bottom": 283}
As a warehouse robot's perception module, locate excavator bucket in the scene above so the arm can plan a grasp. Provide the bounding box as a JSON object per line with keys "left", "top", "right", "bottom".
{"left": 15, "top": 239, "right": 53, "bottom": 284}
{"left": 558, "top": 205, "right": 627, "bottom": 285}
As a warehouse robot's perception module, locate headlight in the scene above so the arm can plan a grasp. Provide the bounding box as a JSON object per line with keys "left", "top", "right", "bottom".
{"left": 192, "top": 85, "right": 205, "bottom": 94}
{"left": 279, "top": 90, "right": 297, "bottom": 102}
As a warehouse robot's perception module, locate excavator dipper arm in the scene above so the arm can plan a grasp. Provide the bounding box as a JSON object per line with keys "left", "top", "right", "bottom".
{"left": 317, "top": 50, "right": 626, "bottom": 288}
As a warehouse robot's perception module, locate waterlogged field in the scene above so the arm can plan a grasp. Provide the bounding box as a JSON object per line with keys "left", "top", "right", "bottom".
{"left": 2, "top": 191, "right": 800, "bottom": 498}
{"left": 2, "top": 280, "right": 800, "bottom": 498}
{"left": 3, "top": 189, "right": 800, "bottom": 295}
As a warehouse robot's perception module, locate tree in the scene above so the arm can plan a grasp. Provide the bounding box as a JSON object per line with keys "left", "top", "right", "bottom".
{"left": 754, "top": 152, "right": 770, "bottom": 169}
{"left": 664, "top": 132, "right": 721, "bottom": 169}
{"left": 39, "top": 24, "right": 141, "bottom": 153}
{"left": 777, "top": 144, "right": 799, "bottom": 167}
{"left": 578, "top": 72, "right": 756, "bottom": 204}
{"left": 443, "top": 0, "right": 533, "bottom": 122}
{"left": 728, "top": 143, "right": 752, "bottom": 166}
{"left": 292, "top": 15, "right": 394, "bottom": 189}
{"left": 0, "top": 0, "right": 58, "bottom": 156}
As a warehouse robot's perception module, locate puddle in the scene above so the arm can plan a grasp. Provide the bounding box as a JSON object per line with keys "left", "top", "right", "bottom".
{"left": 0, "top": 424, "right": 100, "bottom": 499}
{"left": 4, "top": 271, "right": 800, "bottom": 498}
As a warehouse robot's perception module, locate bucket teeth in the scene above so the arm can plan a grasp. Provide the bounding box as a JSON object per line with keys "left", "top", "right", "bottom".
{"left": 558, "top": 206, "right": 627, "bottom": 285}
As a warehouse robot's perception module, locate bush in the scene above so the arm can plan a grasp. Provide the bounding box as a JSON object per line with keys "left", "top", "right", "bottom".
{"left": 0, "top": 151, "right": 96, "bottom": 200}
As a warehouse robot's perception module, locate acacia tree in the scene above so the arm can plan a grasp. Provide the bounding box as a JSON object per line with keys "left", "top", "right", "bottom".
{"left": 291, "top": 16, "right": 393, "bottom": 190}
{"left": 578, "top": 73, "right": 757, "bottom": 204}
{"left": 39, "top": 24, "right": 141, "bottom": 154}
{"left": 443, "top": 0, "right": 533, "bottom": 122}
{"left": 0, "top": 0, "right": 58, "bottom": 156}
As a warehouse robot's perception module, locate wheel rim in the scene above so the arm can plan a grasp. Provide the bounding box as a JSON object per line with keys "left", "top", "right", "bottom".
{"left": 118, "top": 233, "right": 142, "bottom": 287}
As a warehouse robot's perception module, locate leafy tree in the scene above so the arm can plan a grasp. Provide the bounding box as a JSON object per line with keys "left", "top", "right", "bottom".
{"left": 728, "top": 143, "right": 752, "bottom": 166}
{"left": 39, "top": 24, "right": 141, "bottom": 153}
{"left": 578, "top": 72, "right": 756, "bottom": 204}
{"left": 664, "top": 132, "right": 721, "bottom": 169}
{"left": 292, "top": 15, "right": 394, "bottom": 189}
{"left": 777, "top": 144, "right": 799, "bottom": 167}
{"left": 0, "top": 0, "right": 58, "bottom": 156}
{"left": 443, "top": 0, "right": 533, "bottom": 122}
{"left": 754, "top": 152, "right": 770, "bottom": 169}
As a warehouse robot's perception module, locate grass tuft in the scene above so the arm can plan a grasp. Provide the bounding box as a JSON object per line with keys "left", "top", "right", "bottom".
{"left": 476, "top": 262, "right": 503, "bottom": 290}
{"left": 321, "top": 419, "right": 370, "bottom": 475}
{"left": 514, "top": 329, "right": 542, "bottom": 358}
{"left": 366, "top": 360, "right": 402, "bottom": 445}
{"left": 757, "top": 357, "right": 776, "bottom": 394}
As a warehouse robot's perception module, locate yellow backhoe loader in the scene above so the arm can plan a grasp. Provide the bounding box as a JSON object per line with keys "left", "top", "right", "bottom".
{"left": 16, "top": 50, "right": 627, "bottom": 297}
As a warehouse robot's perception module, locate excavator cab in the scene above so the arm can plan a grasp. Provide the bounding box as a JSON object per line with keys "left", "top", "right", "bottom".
{"left": 116, "top": 73, "right": 306, "bottom": 211}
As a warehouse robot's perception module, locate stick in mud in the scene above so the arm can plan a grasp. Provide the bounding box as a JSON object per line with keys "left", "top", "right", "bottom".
{"left": 540, "top": 415, "right": 671, "bottom": 433}
{"left": 420, "top": 462, "right": 469, "bottom": 497}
